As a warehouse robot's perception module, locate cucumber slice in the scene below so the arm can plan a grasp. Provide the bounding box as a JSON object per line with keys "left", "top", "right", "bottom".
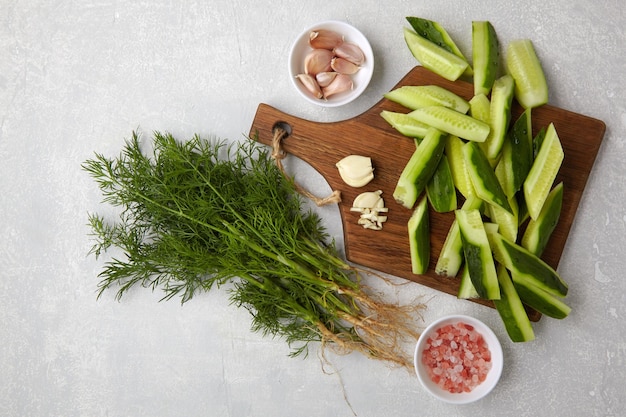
{"left": 463, "top": 141, "right": 512, "bottom": 214}
{"left": 458, "top": 265, "right": 479, "bottom": 299}
{"left": 408, "top": 106, "right": 490, "bottom": 142}
{"left": 445, "top": 135, "right": 475, "bottom": 199}
{"left": 393, "top": 128, "right": 446, "bottom": 209}
{"left": 481, "top": 74, "right": 515, "bottom": 161}
{"left": 426, "top": 154, "right": 457, "bottom": 213}
{"left": 384, "top": 85, "right": 470, "bottom": 113}
{"left": 521, "top": 182, "right": 564, "bottom": 256}
{"left": 512, "top": 272, "right": 571, "bottom": 319}
{"left": 495, "top": 108, "right": 534, "bottom": 197}
{"left": 488, "top": 231, "right": 568, "bottom": 297}
{"left": 506, "top": 39, "right": 549, "bottom": 109}
{"left": 523, "top": 123, "right": 563, "bottom": 220}
{"left": 468, "top": 93, "right": 490, "bottom": 124}
{"left": 403, "top": 27, "right": 469, "bottom": 81}
{"left": 408, "top": 196, "right": 430, "bottom": 274}
{"left": 488, "top": 195, "right": 519, "bottom": 243}
{"left": 472, "top": 21, "right": 499, "bottom": 96}
{"left": 405, "top": 16, "right": 473, "bottom": 76}
{"left": 456, "top": 208, "right": 500, "bottom": 300}
{"left": 380, "top": 110, "right": 430, "bottom": 138}
{"left": 435, "top": 195, "right": 483, "bottom": 277}
{"left": 493, "top": 264, "right": 536, "bottom": 342}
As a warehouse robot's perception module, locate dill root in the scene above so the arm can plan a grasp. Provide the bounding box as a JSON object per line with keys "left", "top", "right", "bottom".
{"left": 83, "top": 131, "right": 425, "bottom": 369}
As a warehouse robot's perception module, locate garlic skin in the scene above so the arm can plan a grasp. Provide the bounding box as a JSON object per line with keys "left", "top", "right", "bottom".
{"left": 336, "top": 155, "right": 374, "bottom": 188}
{"left": 295, "top": 74, "right": 323, "bottom": 99}
{"left": 331, "top": 57, "right": 360, "bottom": 75}
{"left": 322, "top": 73, "right": 353, "bottom": 99}
{"left": 304, "top": 49, "right": 333, "bottom": 75}
{"left": 309, "top": 29, "right": 344, "bottom": 50}
{"left": 315, "top": 71, "right": 338, "bottom": 88}
{"left": 350, "top": 190, "right": 388, "bottom": 230}
{"left": 333, "top": 42, "right": 365, "bottom": 66}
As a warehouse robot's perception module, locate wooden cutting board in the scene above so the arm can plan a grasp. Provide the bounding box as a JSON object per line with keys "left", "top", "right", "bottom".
{"left": 249, "top": 66, "right": 606, "bottom": 319}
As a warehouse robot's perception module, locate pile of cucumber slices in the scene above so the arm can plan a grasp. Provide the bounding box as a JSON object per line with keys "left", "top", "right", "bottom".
{"left": 382, "top": 17, "right": 569, "bottom": 343}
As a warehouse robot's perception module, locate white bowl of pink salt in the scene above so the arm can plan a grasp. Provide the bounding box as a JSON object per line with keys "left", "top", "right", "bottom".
{"left": 414, "top": 315, "right": 503, "bottom": 404}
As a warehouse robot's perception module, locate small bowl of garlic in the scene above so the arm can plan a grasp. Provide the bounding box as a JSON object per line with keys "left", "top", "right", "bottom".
{"left": 289, "top": 20, "right": 374, "bottom": 107}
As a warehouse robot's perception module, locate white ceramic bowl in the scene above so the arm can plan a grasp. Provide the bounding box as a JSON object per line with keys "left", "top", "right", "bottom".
{"left": 414, "top": 314, "right": 503, "bottom": 404}
{"left": 288, "top": 20, "right": 374, "bottom": 107}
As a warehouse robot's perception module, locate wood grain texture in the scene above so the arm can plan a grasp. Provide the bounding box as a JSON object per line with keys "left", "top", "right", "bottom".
{"left": 249, "top": 66, "right": 606, "bottom": 319}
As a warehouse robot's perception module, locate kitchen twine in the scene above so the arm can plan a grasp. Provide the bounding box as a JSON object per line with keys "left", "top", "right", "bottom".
{"left": 271, "top": 127, "right": 342, "bottom": 206}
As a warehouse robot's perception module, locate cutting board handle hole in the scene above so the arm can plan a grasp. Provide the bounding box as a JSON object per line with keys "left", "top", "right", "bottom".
{"left": 272, "top": 121, "right": 292, "bottom": 138}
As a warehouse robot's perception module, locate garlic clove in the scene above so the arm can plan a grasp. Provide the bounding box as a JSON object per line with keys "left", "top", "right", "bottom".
{"left": 295, "top": 74, "right": 323, "bottom": 99}
{"left": 333, "top": 42, "right": 365, "bottom": 66}
{"left": 304, "top": 49, "right": 333, "bottom": 75}
{"left": 352, "top": 190, "right": 383, "bottom": 209}
{"left": 315, "top": 71, "right": 338, "bottom": 88}
{"left": 322, "top": 73, "right": 353, "bottom": 99}
{"left": 330, "top": 57, "right": 361, "bottom": 75}
{"left": 309, "top": 29, "right": 344, "bottom": 50}
{"left": 336, "top": 155, "right": 374, "bottom": 187}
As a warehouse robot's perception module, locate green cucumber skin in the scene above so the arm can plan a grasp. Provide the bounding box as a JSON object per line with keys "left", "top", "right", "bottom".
{"left": 426, "top": 154, "right": 457, "bottom": 213}
{"left": 456, "top": 209, "right": 500, "bottom": 300}
{"left": 393, "top": 128, "right": 446, "bottom": 209}
{"left": 483, "top": 74, "right": 515, "bottom": 161}
{"left": 532, "top": 126, "right": 547, "bottom": 159}
{"left": 457, "top": 265, "right": 479, "bottom": 299}
{"left": 436, "top": 220, "right": 463, "bottom": 277}
{"left": 499, "top": 108, "right": 533, "bottom": 197}
{"left": 472, "top": 21, "right": 499, "bottom": 96}
{"left": 512, "top": 275, "right": 571, "bottom": 319}
{"left": 406, "top": 16, "right": 462, "bottom": 56}
{"left": 497, "top": 233, "right": 568, "bottom": 297}
{"left": 408, "top": 196, "right": 430, "bottom": 274}
{"left": 464, "top": 141, "right": 512, "bottom": 213}
{"left": 493, "top": 265, "right": 535, "bottom": 342}
{"left": 522, "top": 182, "right": 564, "bottom": 256}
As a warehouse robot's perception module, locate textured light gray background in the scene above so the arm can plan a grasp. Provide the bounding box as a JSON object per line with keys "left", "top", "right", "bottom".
{"left": 1, "top": 1, "right": 624, "bottom": 416}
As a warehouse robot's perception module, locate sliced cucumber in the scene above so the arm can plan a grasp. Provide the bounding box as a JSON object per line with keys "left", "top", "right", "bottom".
{"left": 393, "top": 128, "right": 446, "bottom": 209}
{"left": 512, "top": 272, "right": 571, "bottom": 319}
{"left": 456, "top": 208, "right": 500, "bottom": 300}
{"left": 408, "top": 196, "right": 430, "bottom": 274}
{"left": 472, "top": 21, "right": 499, "bottom": 96}
{"left": 380, "top": 110, "right": 430, "bottom": 138}
{"left": 506, "top": 39, "right": 549, "bottom": 109}
{"left": 403, "top": 27, "right": 469, "bottom": 81}
{"left": 493, "top": 264, "right": 536, "bottom": 342}
{"left": 384, "top": 85, "right": 470, "bottom": 113}
{"left": 426, "top": 154, "right": 457, "bottom": 213}
{"left": 495, "top": 108, "right": 534, "bottom": 198}
{"left": 408, "top": 106, "right": 490, "bottom": 142}
{"left": 445, "top": 135, "right": 475, "bottom": 199}
{"left": 481, "top": 74, "right": 515, "bottom": 161}
{"left": 469, "top": 93, "right": 490, "bottom": 124}
{"left": 523, "top": 122, "right": 563, "bottom": 220}
{"left": 405, "top": 16, "right": 473, "bottom": 76}
{"left": 488, "top": 231, "right": 568, "bottom": 297}
{"left": 532, "top": 125, "right": 547, "bottom": 159}
{"left": 463, "top": 141, "right": 512, "bottom": 214}
{"left": 458, "top": 265, "right": 479, "bottom": 299}
{"left": 521, "top": 182, "right": 564, "bottom": 256}
{"left": 435, "top": 195, "right": 483, "bottom": 277}
{"left": 488, "top": 195, "right": 519, "bottom": 243}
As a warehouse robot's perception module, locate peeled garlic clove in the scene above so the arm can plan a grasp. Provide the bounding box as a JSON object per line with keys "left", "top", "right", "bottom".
{"left": 309, "top": 29, "right": 344, "bottom": 50}
{"left": 295, "top": 74, "right": 323, "bottom": 99}
{"left": 330, "top": 57, "right": 360, "bottom": 75}
{"left": 304, "top": 49, "right": 333, "bottom": 75}
{"left": 352, "top": 190, "right": 383, "bottom": 209}
{"left": 334, "top": 42, "right": 365, "bottom": 65}
{"left": 336, "top": 155, "right": 374, "bottom": 188}
{"left": 322, "top": 73, "right": 353, "bottom": 99}
{"left": 315, "top": 71, "right": 338, "bottom": 88}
